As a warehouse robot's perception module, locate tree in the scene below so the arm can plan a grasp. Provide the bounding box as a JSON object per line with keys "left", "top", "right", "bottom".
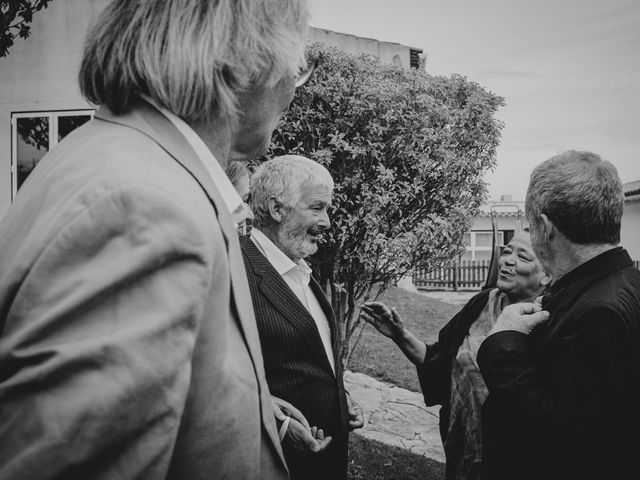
{"left": 264, "top": 43, "right": 505, "bottom": 368}
{"left": 1, "top": 0, "right": 52, "bottom": 58}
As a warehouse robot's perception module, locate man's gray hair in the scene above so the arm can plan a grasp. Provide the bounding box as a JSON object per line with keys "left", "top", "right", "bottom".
{"left": 225, "top": 161, "right": 249, "bottom": 189}
{"left": 79, "top": 0, "right": 309, "bottom": 125}
{"left": 251, "top": 155, "right": 334, "bottom": 228}
{"left": 525, "top": 150, "right": 624, "bottom": 245}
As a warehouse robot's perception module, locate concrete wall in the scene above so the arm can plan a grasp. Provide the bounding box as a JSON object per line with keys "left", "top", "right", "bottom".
{"left": 0, "top": 0, "right": 107, "bottom": 215}
{"left": 309, "top": 27, "right": 423, "bottom": 69}
{"left": 621, "top": 200, "right": 640, "bottom": 261}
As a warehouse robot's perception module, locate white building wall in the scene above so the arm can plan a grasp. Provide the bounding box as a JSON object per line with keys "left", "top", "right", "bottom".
{"left": 0, "top": 0, "right": 107, "bottom": 215}
{"left": 621, "top": 200, "right": 640, "bottom": 261}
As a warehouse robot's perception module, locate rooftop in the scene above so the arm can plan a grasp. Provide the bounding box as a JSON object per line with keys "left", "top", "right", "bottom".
{"left": 623, "top": 180, "right": 640, "bottom": 201}
{"left": 479, "top": 195, "right": 525, "bottom": 217}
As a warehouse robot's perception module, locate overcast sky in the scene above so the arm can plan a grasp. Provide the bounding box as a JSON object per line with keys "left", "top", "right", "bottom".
{"left": 309, "top": 0, "right": 640, "bottom": 200}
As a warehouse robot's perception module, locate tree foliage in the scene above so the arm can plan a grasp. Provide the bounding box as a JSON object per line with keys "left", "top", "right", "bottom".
{"left": 264, "top": 43, "right": 505, "bottom": 367}
{"left": 0, "top": 0, "right": 52, "bottom": 58}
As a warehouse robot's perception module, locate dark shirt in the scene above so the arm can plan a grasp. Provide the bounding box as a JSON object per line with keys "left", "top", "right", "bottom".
{"left": 478, "top": 247, "right": 640, "bottom": 480}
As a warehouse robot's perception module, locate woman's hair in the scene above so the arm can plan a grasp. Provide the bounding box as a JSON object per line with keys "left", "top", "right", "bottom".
{"left": 251, "top": 155, "right": 333, "bottom": 228}
{"left": 225, "top": 161, "right": 249, "bottom": 188}
{"left": 525, "top": 150, "right": 624, "bottom": 244}
{"left": 79, "top": 0, "right": 309, "bottom": 125}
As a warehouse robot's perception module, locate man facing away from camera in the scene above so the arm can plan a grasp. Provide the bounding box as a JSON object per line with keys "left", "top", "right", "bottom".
{"left": 241, "top": 155, "right": 364, "bottom": 480}
{"left": 477, "top": 150, "right": 640, "bottom": 480}
{"left": 0, "top": 0, "right": 313, "bottom": 479}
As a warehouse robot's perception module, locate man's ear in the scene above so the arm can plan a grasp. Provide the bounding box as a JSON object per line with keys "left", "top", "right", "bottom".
{"left": 539, "top": 213, "right": 555, "bottom": 243}
{"left": 268, "top": 197, "right": 284, "bottom": 223}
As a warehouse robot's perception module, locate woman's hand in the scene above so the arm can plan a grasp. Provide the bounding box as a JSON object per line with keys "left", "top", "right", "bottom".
{"left": 360, "top": 302, "right": 427, "bottom": 365}
{"left": 359, "top": 302, "right": 405, "bottom": 340}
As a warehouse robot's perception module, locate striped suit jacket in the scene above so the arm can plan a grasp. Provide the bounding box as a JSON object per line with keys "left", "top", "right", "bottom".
{"left": 240, "top": 236, "right": 350, "bottom": 480}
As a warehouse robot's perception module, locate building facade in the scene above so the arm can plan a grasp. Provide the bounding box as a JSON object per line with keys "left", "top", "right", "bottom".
{"left": 621, "top": 180, "right": 640, "bottom": 261}
{"left": 0, "top": 0, "right": 107, "bottom": 217}
{"left": 309, "top": 28, "right": 425, "bottom": 70}
{"left": 461, "top": 195, "right": 527, "bottom": 262}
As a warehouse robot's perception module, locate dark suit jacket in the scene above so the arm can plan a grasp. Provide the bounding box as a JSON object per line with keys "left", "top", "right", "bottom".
{"left": 241, "top": 236, "right": 350, "bottom": 480}
{"left": 478, "top": 247, "right": 640, "bottom": 480}
{"left": 0, "top": 99, "right": 287, "bottom": 480}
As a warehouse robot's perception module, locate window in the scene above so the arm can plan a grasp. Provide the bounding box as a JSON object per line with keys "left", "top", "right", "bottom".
{"left": 409, "top": 48, "right": 423, "bottom": 69}
{"left": 463, "top": 230, "right": 509, "bottom": 261}
{"left": 11, "top": 110, "right": 94, "bottom": 199}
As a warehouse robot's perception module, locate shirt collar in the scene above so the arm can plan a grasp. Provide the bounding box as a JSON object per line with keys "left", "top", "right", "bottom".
{"left": 140, "top": 95, "right": 245, "bottom": 223}
{"left": 250, "top": 228, "right": 311, "bottom": 277}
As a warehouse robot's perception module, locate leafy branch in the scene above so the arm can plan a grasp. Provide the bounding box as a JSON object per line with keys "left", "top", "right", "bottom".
{"left": 1, "top": 0, "right": 52, "bottom": 58}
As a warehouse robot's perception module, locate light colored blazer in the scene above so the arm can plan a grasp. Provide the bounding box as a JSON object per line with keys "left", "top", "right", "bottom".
{"left": 0, "top": 99, "right": 287, "bottom": 480}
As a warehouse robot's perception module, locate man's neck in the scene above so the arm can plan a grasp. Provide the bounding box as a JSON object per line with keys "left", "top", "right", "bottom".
{"left": 190, "top": 117, "right": 232, "bottom": 169}
{"left": 253, "top": 226, "right": 301, "bottom": 264}
{"left": 551, "top": 241, "right": 618, "bottom": 281}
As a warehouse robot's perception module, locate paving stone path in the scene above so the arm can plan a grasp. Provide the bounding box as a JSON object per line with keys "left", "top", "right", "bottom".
{"left": 344, "top": 288, "right": 477, "bottom": 465}
{"left": 344, "top": 370, "right": 445, "bottom": 464}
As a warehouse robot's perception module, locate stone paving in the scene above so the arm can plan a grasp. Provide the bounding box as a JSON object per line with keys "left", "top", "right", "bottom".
{"left": 345, "top": 370, "right": 445, "bottom": 464}
{"left": 343, "top": 287, "right": 477, "bottom": 464}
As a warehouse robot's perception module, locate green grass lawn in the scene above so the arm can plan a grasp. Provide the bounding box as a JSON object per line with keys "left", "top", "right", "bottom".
{"left": 346, "top": 287, "right": 463, "bottom": 479}
{"left": 348, "top": 286, "right": 461, "bottom": 392}
{"left": 348, "top": 433, "right": 445, "bottom": 480}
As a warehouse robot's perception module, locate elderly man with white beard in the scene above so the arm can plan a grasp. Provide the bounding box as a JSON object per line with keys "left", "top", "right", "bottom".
{"left": 240, "top": 155, "right": 363, "bottom": 480}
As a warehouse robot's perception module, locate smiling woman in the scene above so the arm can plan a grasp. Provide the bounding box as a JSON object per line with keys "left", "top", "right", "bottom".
{"left": 359, "top": 230, "right": 550, "bottom": 480}
{"left": 496, "top": 231, "right": 551, "bottom": 307}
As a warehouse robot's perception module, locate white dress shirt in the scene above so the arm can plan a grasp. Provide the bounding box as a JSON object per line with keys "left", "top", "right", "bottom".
{"left": 141, "top": 95, "right": 247, "bottom": 224}
{"left": 251, "top": 229, "right": 336, "bottom": 373}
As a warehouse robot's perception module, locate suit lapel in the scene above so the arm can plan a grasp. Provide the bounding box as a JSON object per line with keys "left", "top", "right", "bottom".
{"left": 242, "top": 238, "right": 336, "bottom": 374}
{"left": 308, "top": 277, "right": 341, "bottom": 369}
{"left": 95, "top": 101, "right": 285, "bottom": 462}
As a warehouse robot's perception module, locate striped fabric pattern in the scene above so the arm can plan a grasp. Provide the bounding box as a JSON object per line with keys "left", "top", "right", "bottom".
{"left": 241, "top": 237, "right": 350, "bottom": 479}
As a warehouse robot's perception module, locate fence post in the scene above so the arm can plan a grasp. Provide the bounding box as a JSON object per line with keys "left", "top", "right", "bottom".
{"left": 453, "top": 259, "right": 459, "bottom": 291}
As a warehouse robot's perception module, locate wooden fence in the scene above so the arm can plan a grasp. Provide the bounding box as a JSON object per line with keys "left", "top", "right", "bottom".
{"left": 413, "top": 259, "right": 640, "bottom": 291}
{"left": 412, "top": 260, "right": 489, "bottom": 291}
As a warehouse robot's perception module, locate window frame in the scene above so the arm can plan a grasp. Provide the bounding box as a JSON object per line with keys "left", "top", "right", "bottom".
{"left": 11, "top": 109, "right": 95, "bottom": 200}
{"left": 465, "top": 230, "right": 506, "bottom": 261}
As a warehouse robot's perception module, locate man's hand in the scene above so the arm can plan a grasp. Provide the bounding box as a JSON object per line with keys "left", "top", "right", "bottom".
{"left": 272, "top": 396, "right": 310, "bottom": 430}
{"left": 284, "top": 419, "right": 332, "bottom": 453}
{"left": 272, "top": 396, "right": 332, "bottom": 453}
{"left": 346, "top": 393, "right": 364, "bottom": 430}
{"left": 489, "top": 302, "right": 550, "bottom": 336}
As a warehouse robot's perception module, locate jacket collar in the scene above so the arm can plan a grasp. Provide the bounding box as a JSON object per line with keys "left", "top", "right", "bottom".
{"left": 241, "top": 236, "right": 340, "bottom": 375}
{"left": 543, "top": 247, "right": 632, "bottom": 312}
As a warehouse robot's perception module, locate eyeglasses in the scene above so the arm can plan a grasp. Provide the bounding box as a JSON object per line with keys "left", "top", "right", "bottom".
{"left": 294, "top": 60, "right": 317, "bottom": 88}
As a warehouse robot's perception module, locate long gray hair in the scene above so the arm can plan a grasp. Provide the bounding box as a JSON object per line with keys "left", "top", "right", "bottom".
{"left": 79, "top": 0, "right": 309, "bottom": 125}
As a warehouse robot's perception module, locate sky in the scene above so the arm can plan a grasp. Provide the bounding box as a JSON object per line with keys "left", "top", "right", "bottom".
{"left": 308, "top": 0, "right": 640, "bottom": 201}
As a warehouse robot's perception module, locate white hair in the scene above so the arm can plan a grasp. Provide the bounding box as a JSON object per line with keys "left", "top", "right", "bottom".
{"left": 251, "top": 155, "right": 334, "bottom": 228}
